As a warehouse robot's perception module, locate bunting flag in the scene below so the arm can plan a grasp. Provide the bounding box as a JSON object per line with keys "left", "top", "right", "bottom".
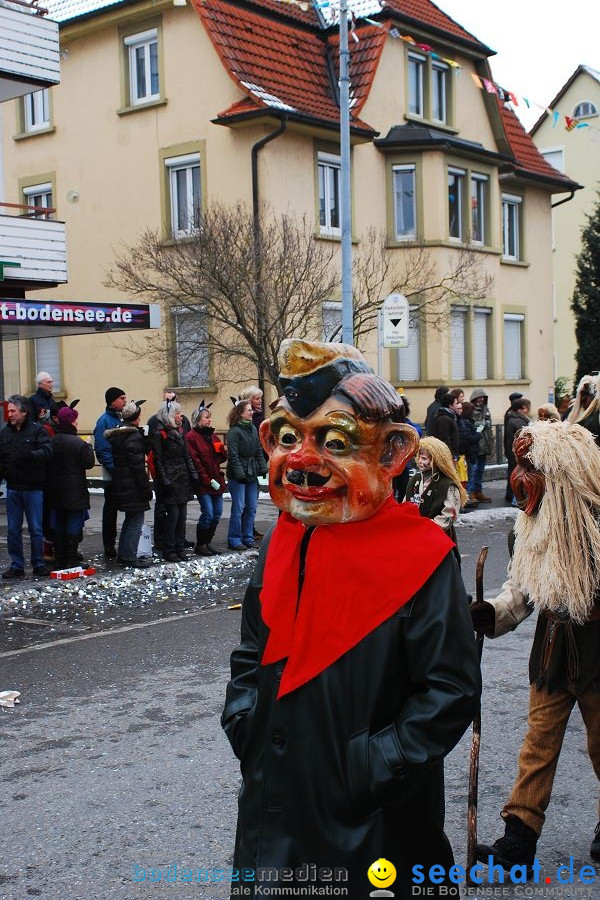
{"left": 470, "top": 72, "right": 600, "bottom": 136}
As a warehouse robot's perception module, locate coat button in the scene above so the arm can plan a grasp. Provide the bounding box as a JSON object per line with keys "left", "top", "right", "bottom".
{"left": 272, "top": 732, "right": 286, "bottom": 747}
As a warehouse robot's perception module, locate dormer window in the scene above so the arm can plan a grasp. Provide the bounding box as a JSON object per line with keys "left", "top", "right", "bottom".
{"left": 406, "top": 52, "right": 452, "bottom": 126}
{"left": 572, "top": 101, "right": 598, "bottom": 120}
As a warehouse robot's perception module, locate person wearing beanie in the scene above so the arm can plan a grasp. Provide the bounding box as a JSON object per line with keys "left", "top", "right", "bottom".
{"left": 93, "top": 387, "right": 127, "bottom": 557}
{"left": 106, "top": 401, "right": 153, "bottom": 569}
{"left": 468, "top": 387, "right": 494, "bottom": 503}
{"left": 46, "top": 405, "right": 95, "bottom": 570}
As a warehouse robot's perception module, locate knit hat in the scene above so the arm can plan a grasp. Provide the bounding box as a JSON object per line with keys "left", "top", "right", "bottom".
{"left": 509, "top": 391, "right": 523, "bottom": 402}
{"left": 105, "top": 387, "right": 126, "bottom": 406}
{"left": 57, "top": 406, "right": 78, "bottom": 426}
{"left": 121, "top": 399, "right": 146, "bottom": 422}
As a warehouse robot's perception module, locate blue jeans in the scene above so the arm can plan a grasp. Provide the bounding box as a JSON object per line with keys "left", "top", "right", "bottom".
{"left": 6, "top": 488, "right": 44, "bottom": 570}
{"left": 467, "top": 455, "right": 487, "bottom": 493}
{"left": 228, "top": 479, "right": 258, "bottom": 547}
{"left": 118, "top": 510, "right": 145, "bottom": 561}
{"left": 198, "top": 493, "right": 223, "bottom": 530}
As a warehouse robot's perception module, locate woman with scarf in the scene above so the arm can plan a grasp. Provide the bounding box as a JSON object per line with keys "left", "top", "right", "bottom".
{"left": 405, "top": 436, "right": 466, "bottom": 554}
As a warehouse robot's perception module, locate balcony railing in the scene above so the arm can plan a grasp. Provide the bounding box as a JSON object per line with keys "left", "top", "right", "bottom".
{"left": 0, "top": 0, "right": 60, "bottom": 102}
{"left": 0, "top": 202, "right": 67, "bottom": 287}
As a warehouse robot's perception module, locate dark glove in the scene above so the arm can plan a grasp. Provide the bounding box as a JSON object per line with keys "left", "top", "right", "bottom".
{"left": 16, "top": 449, "right": 34, "bottom": 467}
{"left": 470, "top": 600, "right": 495, "bottom": 634}
{"left": 144, "top": 488, "right": 153, "bottom": 502}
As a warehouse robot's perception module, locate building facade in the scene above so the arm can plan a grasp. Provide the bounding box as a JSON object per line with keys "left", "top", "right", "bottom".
{"left": 1, "top": 0, "right": 578, "bottom": 429}
{"left": 531, "top": 65, "right": 600, "bottom": 391}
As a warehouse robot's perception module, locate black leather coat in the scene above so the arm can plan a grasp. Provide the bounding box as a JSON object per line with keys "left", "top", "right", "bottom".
{"left": 106, "top": 426, "right": 152, "bottom": 512}
{"left": 222, "top": 536, "right": 481, "bottom": 898}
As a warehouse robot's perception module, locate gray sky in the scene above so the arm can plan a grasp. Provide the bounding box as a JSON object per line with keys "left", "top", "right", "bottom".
{"left": 437, "top": 0, "right": 599, "bottom": 131}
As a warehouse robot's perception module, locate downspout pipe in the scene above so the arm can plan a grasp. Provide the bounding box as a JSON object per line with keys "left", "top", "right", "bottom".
{"left": 251, "top": 115, "right": 288, "bottom": 228}
{"left": 551, "top": 190, "right": 576, "bottom": 209}
{"left": 251, "top": 115, "right": 288, "bottom": 396}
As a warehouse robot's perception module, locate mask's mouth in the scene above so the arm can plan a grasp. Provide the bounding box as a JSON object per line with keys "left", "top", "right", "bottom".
{"left": 283, "top": 468, "right": 345, "bottom": 500}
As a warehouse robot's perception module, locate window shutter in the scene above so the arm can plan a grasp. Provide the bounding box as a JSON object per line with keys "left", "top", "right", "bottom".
{"left": 396, "top": 308, "right": 420, "bottom": 381}
{"left": 504, "top": 314, "right": 524, "bottom": 379}
{"left": 450, "top": 307, "right": 467, "bottom": 380}
{"left": 34, "top": 338, "right": 62, "bottom": 392}
{"left": 473, "top": 308, "right": 491, "bottom": 380}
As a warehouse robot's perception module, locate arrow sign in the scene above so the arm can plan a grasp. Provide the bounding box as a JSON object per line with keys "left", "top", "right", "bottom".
{"left": 382, "top": 293, "right": 409, "bottom": 349}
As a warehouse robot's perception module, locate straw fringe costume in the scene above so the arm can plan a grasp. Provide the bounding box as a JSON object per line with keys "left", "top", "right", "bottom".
{"left": 474, "top": 422, "right": 600, "bottom": 865}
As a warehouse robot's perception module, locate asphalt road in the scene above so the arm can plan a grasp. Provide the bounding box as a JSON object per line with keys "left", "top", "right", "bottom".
{"left": 0, "top": 489, "right": 598, "bottom": 900}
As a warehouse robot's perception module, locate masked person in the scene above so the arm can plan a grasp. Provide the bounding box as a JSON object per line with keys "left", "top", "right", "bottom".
{"left": 471, "top": 422, "right": 600, "bottom": 871}
{"left": 222, "top": 340, "right": 481, "bottom": 899}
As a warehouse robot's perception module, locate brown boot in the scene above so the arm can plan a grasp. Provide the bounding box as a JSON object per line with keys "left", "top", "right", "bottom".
{"left": 475, "top": 489, "right": 492, "bottom": 503}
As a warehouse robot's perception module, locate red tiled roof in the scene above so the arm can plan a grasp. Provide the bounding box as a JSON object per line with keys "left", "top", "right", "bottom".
{"left": 498, "top": 103, "right": 578, "bottom": 187}
{"left": 198, "top": 0, "right": 385, "bottom": 130}
{"left": 383, "top": 0, "right": 488, "bottom": 50}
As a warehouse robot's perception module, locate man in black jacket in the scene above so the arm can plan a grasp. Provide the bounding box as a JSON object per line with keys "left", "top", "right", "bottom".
{"left": 28, "top": 371, "right": 54, "bottom": 422}
{"left": 222, "top": 340, "right": 480, "bottom": 899}
{"left": 0, "top": 395, "right": 52, "bottom": 578}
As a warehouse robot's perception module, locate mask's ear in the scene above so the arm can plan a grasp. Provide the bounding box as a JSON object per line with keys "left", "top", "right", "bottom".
{"left": 259, "top": 418, "right": 274, "bottom": 457}
{"left": 379, "top": 423, "right": 419, "bottom": 477}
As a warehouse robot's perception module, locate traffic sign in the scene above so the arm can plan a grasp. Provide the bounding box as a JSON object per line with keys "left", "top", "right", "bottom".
{"left": 382, "top": 293, "right": 409, "bottom": 349}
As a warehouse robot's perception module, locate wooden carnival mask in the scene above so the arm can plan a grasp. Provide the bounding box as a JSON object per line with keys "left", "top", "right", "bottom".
{"left": 260, "top": 340, "right": 419, "bottom": 525}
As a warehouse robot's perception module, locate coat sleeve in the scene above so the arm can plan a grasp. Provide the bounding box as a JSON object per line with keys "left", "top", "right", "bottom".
{"left": 226, "top": 428, "right": 246, "bottom": 482}
{"left": 186, "top": 432, "right": 211, "bottom": 487}
{"left": 365, "top": 554, "right": 481, "bottom": 796}
{"left": 94, "top": 416, "right": 114, "bottom": 471}
{"left": 221, "top": 532, "right": 273, "bottom": 758}
{"left": 32, "top": 424, "right": 52, "bottom": 463}
{"left": 79, "top": 439, "right": 96, "bottom": 471}
{"left": 487, "top": 578, "right": 534, "bottom": 638}
{"left": 150, "top": 430, "right": 170, "bottom": 487}
{"left": 254, "top": 429, "right": 268, "bottom": 477}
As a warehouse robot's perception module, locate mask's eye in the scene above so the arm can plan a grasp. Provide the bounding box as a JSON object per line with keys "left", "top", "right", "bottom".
{"left": 323, "top": 429, "right": 351, "bottom": 454}
{"left": 278, "top": 425, "right": 301, "bottom": 448}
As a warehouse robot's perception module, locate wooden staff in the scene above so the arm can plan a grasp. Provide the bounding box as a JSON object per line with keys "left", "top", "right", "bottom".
{"left": 466, "top": 545, "right": 488, "bottom": 884}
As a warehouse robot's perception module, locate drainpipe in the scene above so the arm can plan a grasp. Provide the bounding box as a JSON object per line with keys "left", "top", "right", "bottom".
{"left": 251, "top": 116, "right": 288, "bottom": 396}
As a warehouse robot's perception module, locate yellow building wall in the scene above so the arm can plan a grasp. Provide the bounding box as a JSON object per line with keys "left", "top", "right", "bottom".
{"left": 2, "top": 0, "right": 559, "bottom": 431}
{"left": 532, "top": 70, "right": 600, "bottom": 390}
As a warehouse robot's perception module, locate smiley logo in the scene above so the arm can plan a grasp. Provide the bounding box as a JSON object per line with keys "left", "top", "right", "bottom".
{"left": 367, "top": 858, "right": 397, "bottom": 890}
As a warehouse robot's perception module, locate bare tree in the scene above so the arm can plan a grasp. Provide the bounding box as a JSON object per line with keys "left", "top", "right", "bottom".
{"left": 106, "top": 202, "right": 493, "bottom": 391}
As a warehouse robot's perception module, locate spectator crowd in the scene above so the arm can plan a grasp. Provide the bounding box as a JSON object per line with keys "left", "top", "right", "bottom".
{"left": 0, "top": 370, "right": 598, "bottom": 580}
{"left": 0, "top": 376, "right": 269, "bottom": 579}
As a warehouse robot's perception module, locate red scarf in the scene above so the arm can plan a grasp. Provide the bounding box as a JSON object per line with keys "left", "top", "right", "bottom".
{"left": 260, "top": 496, "right": 454, "bottom": 697}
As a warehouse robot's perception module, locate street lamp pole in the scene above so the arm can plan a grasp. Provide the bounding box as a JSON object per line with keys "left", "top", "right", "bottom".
{"left": 338, "top": 0, "right": 353, "bottom": 344}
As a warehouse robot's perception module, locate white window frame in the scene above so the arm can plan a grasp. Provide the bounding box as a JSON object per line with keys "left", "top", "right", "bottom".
{"left": 472, "top": 307, "right": 492, "bottom": 381}
{"left": 396, "top": 305, "right": 421, "bottom": 382}
{"left": 503, "top": 313, "right": 524, "bottom": 380}
{"left": 470, "top": 174, "right": 487, "bottom": 245}
{"left": 23, "top": 182, "right": 53, "bottom": 219}
{"left": 322, "top": 301, "right": 342, "bottom": 342}
{"left": 125, "top": 29, "right": 160, "bottom": 105}
{"left": 34, "top": 337, "right": 62, "bottom": 393}
{"left": 24, "top": 89, "right": 49, "bottom": 133}
{"left": 448, "top": 167, "right": 465, "bottom": 242}
{"left": 392, "top": 164, "right": 416, "bottom": 240}
{"left": 408, "top": 54, "right": 425, "bottom": 117}
{"left": 572, "top": 101, "right": 598, "bottom": 120}
{"left": 165, "top": 153, "right": 201, "bottom": 238}
{"left": 318, "top": 152, "right": 341, "bottom": 236}
{"left": 502, "top": 193, "right": 522, "bottom": 261}
{"left": 173, "top": 307, "right": 209, "bottom": 387}
{"left": 431, "top": 62, "right": 448, "bottom": 124}
{"left": 450, "top": 305, "right": 468, "bottom": 381}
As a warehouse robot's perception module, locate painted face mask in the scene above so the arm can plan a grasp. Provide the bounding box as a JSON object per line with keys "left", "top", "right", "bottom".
{"left": 260, "top": 340, "right": 418, "bottom": 525}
